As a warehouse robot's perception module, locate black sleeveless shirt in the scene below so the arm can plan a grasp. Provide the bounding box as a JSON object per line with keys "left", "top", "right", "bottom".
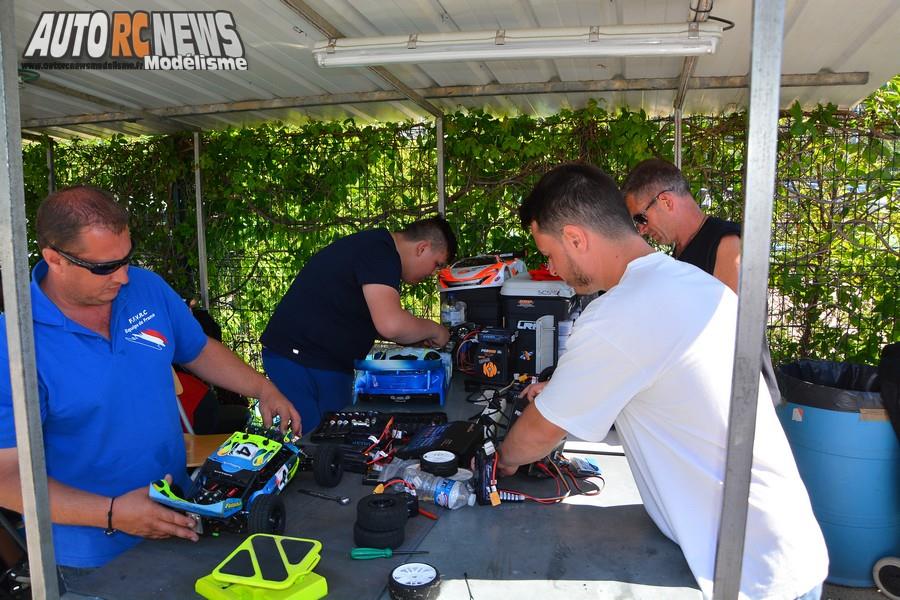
{"left": 676, "top": 216, "right": 741, "bottom": 276}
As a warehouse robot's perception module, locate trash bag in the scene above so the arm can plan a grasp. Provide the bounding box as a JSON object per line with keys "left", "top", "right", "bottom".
{"left": 879, "top": 343, "right": 900, "bottom": 443}
{"left": 777, "top": 359, "right": 881, "bottom": 412}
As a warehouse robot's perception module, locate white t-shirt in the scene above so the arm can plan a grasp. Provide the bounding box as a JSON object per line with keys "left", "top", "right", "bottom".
{"left": 536, "top": 252, "right": 827, "bottom": 599}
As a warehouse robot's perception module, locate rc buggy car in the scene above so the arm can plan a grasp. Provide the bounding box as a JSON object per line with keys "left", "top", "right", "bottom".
{"left": 150, "top": 422, "right": 343, "bottom": 535}
{"left": 438, "top": 253, "right": 526, "bottom": 291}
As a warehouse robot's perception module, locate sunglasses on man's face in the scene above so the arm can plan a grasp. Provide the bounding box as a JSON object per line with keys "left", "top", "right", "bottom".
{"left": 632, "top": 189, "right": 672, "bottom": 227}
{"left": 50, "top": 243, "right": 134, "bottom": 275}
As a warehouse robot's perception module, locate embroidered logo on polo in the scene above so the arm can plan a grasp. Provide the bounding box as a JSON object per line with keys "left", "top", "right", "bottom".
{"left": 127, "top": 328, "right": 168, "bottom": 350}
{"left": 124, "top": 309, "right": 167, "bottom": 350}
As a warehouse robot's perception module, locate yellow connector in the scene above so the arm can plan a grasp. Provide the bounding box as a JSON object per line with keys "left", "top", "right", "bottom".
{"left": 489, "top": 490, "right": 501, "bottom": 506}
{"left": 373, "top": 483, "right": 385, "bottom": 494}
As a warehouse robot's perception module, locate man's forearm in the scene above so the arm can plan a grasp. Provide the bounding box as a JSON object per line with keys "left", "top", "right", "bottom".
{"left": 185, "top": 338, "right": 274, "bottom": 399}
{"left": 386, "top": 316, "right": 442, "bottom": 345}
{"left": 0, "top": 469, "right": 109, "bottom": 530}
{"left": 498, "top": 403, "right": 566, "bottom": 469}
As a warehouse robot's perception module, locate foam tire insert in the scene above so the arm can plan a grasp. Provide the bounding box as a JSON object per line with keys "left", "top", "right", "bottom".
{"left": 388, "top": 562, "right": 441, "bottom": 600}
{"left": 356, "top": 493, "right": 408, "bottom": 532}
{"left": 353, "top": 521, "right": 405, "bottom": 549}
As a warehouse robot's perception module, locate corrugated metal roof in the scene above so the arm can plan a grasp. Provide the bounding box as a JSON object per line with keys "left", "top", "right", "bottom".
{"left": 12, "top": 0, "right": 900, "bottom": 138}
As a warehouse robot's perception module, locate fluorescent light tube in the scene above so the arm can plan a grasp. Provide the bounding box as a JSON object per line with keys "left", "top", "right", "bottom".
{"left": 313, "top": 23, "right": 723, "bottom": 68}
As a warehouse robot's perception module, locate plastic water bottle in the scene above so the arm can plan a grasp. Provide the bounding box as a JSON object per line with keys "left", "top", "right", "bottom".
{"left": 403, "top": 465, "right": 475, "bottom": 510}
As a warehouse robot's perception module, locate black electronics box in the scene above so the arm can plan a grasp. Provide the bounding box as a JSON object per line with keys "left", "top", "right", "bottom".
{"left": 396, "top": 420, "right": 483, "bottom": 464}
{"left": 501, "top": 276, "right": 576, "bottom": 376}
{"left": 445, "top": 287, "right": 503, "bottom": 327}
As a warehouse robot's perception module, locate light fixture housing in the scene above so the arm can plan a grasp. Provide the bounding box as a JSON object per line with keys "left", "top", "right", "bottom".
{"left": 313, "top": 23, "right": 724, "bottom": 68}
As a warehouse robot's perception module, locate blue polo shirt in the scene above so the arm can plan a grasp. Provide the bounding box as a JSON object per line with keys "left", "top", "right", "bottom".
{"left": 0, "top": 262, "right": 207, "bottom": 567}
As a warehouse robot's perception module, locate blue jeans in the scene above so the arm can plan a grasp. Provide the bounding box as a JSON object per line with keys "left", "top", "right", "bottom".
{"left": 794, "top": 582, "right": 823, "bottom": 600}
{"left": 262, "top": 348, "right": 353, "bottom": 433}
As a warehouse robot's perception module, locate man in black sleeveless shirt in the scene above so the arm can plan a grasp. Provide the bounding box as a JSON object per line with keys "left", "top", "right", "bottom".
{"left": 261, "top": 217, "right": 457, "bottom": 431}
{"left": 622, "top": 158, "right": 781, "bottom": 406}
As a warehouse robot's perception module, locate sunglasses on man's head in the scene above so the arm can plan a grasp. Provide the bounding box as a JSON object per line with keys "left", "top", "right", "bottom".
{"left": 632, "top": 189, "right": 672, "bottom": 227}
{"left": 50, "top": 243, "right": 134, "bottom": 275}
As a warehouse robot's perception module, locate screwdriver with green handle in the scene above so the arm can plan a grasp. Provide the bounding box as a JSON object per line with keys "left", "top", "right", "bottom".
{"left": 350, "top": 547, "right": 430, "bottom": 560}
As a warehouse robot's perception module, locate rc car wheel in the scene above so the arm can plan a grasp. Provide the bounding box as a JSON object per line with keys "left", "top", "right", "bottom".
{"left": 313, "top": 444, "right": 344, "bottom": 488}
{"left": 874, "top": 557, "right": 900, "bottom": 600}
{"left": 420, "top": 450, "right": 458, "bottom": 477}
{"left": 356, "top": 493, "right": 408, "bottom": 532}
{"left": 353, "top": 521, "right": 405, "bottom": 549}
{"left": 388, "top": 562, "right": 441, "bottom": 600}
{"left": 247, "top": 493, "right": 286, "bottom": 535}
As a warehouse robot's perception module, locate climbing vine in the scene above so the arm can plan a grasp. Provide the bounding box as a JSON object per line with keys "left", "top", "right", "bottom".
{"left": 18, "top": 78, "right": 899, "bottom": 367}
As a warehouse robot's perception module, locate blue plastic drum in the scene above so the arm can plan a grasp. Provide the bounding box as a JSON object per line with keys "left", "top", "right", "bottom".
{"left": 777, "top": 360, "right": 900, "bottom": 587}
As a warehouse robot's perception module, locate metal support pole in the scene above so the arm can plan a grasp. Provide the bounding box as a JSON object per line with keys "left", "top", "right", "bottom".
{"left": 436, "top": 117, "right": 446, "bottom": 216}
{"left": 0, "top": 2, "right": 60, "bottom": 598}
{"left": 674, "top": 108, "right": 683, "bottom": 169}
{"left": 46, "top": 140, "right": 55, "bottom": 193}
{"left": 712, "top": 0, "right": 785, "bottom": 598}
{"left": 193, "top": 132, "right": 209, "bottom": 310}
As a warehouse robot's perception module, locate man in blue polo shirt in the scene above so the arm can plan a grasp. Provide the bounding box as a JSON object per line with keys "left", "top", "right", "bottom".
{"left": 0, "top": 186, "right": 299, "bottom": 572}
{"left": 261, "top": 217, "right": 456, "bottom": 431}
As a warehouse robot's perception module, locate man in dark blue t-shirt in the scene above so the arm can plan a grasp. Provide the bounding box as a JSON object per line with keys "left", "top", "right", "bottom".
{"left": 261, "top": 217, "right": 457, "bottom": 431}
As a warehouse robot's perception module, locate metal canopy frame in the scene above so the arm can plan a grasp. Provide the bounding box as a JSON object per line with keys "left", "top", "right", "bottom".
{"left": 0, "top": 0, "right": 854, "bottom": 597}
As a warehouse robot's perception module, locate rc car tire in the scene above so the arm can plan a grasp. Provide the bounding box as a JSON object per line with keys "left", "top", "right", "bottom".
{"left": 356, "top": 493, "right": 408, "bottom": 532}
{"left": 420, "top": 450, "right": 458, "bottom": 477}
{"left": 313, "top": 444, "right": 344, "bottom": 488}
{"left": 387, "top": 562, "right": 441, "bottom": 600}
{"left": 874, "top": 557, "right": 900, "bottom": 600}
{"left": 247, "top": 493, "right": 286, "bottom": 535}
{"left": 353, "top": 521, "right": 405, "bottom": 549}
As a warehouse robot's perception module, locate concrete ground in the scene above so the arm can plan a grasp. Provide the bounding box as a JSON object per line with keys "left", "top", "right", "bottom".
{"left": 824, "top": 583, "right": 886, "bottom": 600}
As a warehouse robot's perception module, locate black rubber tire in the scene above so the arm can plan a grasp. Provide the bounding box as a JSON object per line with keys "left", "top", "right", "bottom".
{"left": 356, "top": 493, "right": 409, "bottom": 532}
{"left": 247, "top": 493, "right": 286, "bottom": 535}
{"left": 388, "top": 562, "right": 441, "bottom": 600}
{"left": 874, "top": 557, "right": 900, "bottom": 600}
{"left": 353, "top": 521, "right": 405, "bottom": 549}
{"left": 420, "top": 450, "right": 458, "bottom": 477}
{"left": 313, "top": 444, "right": 344, "bottom": 488}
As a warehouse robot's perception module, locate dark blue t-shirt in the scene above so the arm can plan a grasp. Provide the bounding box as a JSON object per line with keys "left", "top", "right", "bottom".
{"left": 261, "top": 229, "right": 401, "bottom": 372}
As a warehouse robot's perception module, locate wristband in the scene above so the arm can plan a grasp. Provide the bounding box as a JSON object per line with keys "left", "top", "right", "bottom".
{"left": 105, "top": 496, "right": 118, "bottom": 536}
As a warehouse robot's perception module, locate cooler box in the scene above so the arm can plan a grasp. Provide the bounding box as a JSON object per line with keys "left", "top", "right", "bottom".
{"left": 501, "top": 276, "right": 576, "bottom": 376}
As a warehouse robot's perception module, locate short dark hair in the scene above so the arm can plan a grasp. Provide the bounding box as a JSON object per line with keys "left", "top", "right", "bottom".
{"left": 36, "top": 185, "right": 129, "bottom": 251}
{"left": 621, "top": 158, "right": 691, "bottom": 199}
{"left": 519, "top": 163, "right": 635, "bottom": 238}
{"left": 397, "top": 216, "right": 458, "bottom": 263}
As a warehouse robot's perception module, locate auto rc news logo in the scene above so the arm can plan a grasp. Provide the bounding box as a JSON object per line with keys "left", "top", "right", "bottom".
{"left": 22, "top": 11, "right": 247, "bottom": 71}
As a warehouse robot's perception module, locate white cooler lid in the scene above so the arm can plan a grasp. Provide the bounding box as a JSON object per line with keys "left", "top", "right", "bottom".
{"left": 500, "top": 274, "right": 575, "bottom": 298}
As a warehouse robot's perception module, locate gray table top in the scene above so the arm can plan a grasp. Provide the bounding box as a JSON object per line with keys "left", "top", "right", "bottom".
{"left": 70, "top": 379, "right": 701, "bottom": 600}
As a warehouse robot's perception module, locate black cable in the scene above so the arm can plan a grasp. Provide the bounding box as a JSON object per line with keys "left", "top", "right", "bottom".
{"left": 707, "top": 16, "right": 735, "bottom": 30}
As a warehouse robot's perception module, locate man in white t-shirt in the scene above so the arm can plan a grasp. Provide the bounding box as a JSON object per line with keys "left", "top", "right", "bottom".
{"left": 498, "top": 163, "right": 827, "bottom": 600}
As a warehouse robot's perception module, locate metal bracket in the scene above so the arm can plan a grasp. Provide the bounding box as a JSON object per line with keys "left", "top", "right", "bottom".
{"left": 326, "top": 38, "right": 336, "bottom": 53}
{"left": 407, "top": 34, "right": 418, "bottom": 49}
{"left": 688, "top": 22, "right": 700, "bottom": 38}
{"left": 589, "top": 25, "right": 600, "bottom": 43}
{"left": 495, "top": 30, "right": 506, "bottom": 45}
